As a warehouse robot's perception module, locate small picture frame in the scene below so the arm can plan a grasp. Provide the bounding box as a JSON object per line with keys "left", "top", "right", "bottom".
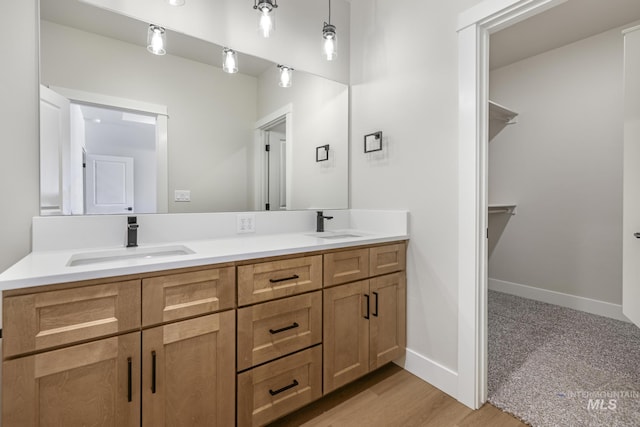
{"left": 364, "top": 131, "right": 383, "bottom": 153}
{"left": 316, "top": 144, "right": 329, "bottom": 162}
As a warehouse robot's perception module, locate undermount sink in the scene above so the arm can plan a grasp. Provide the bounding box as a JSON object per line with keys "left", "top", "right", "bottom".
{"left": 67, "top": 245, "right": 194, "bottom": 267}
{"left": 309, "top": 232, "right": 363, "bottom": 240}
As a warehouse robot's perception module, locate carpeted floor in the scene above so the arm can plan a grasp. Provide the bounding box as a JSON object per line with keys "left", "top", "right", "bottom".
{"left": 488, "top": 290, "right": 640, "bottom": 427}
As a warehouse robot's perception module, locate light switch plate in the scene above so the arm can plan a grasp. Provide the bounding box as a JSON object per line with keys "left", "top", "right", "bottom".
{"left": 236, "top": 213, "right": 256, "bottom": 233}
{"left": 174, "top": 190, "right": 191, "bottom": 202}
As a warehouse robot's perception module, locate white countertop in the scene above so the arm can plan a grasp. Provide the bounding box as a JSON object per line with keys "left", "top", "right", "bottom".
{"left": 0, "top": 230, "right": 408, "bottom": 292}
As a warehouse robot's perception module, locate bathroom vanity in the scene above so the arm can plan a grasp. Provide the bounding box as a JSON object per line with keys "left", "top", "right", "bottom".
{"left": 0, "top": 213, "right": 407, "bottom": 427}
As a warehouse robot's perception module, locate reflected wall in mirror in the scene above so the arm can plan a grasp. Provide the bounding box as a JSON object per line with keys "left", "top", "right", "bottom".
{"left": 39, "top": 0, "right": 348, "bottom": 215}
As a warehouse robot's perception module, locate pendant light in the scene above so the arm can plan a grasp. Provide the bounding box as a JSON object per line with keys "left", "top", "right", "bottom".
{"left": 322, "top": 0, "right": 337, "bottom": 60}
{"left": 166, "top": 0, "right": 185, "bottom": 6}
{"left": 222, "top": 48, "right": 238, "bottom": 74}
{"left": 147, "top": 24, "right": 166, "bottom": 55}
{"left": 254, "top": 0, "right": 278, "bottom": 38}
{"left": 278, "top": 65, "right": 293, "bottom": 88}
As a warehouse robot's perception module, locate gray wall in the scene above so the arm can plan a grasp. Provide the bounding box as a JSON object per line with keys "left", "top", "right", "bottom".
{"left": 349, "top": 0, "right": 483, "bottom": 373}
{"left": 489, "top": 26, "right": 626, "bottom": 304}
{"left": 0, "top": 1, "right": 39, "bottom": 272}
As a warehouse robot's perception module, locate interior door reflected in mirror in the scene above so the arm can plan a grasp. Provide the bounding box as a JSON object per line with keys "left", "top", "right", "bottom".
{"left": 39, "top": 0, "right": 348, "bottom": 215}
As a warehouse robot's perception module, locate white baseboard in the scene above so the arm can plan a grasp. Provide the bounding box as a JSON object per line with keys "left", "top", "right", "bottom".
{"left": 488, "top": 278, "right": 629, "bottom": 322}
{"left": 395, "top": 348, "right": 458, "bottom": 400}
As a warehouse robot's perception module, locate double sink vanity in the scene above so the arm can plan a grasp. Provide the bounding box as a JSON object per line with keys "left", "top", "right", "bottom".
{"left": 0, "top": 210, "right": 408, "bottom": 426}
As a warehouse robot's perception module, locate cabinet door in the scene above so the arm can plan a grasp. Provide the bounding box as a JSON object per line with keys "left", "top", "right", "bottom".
{"left": 142, "top": 310, "right": 235, "bottom": 427}
{"left": 369, "top": 272, "right": 406, "bottom": 370}
{"left": 323, "top": 280, "right": 370, "bottom": 394}
{"left": 3, "top": 332, "right": 140, "bottom": 427}
{"left": 142, "top": 266, "right": 235, "bottom": 327}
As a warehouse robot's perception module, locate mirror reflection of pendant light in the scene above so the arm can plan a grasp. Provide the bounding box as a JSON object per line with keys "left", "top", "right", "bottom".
{"left": 222, "top": 48, "right": 238, "bottom": 74}
{"left": 147, "top": 24, "right": 166, "bottom": 55}
{"left": 254, "top": 0, "right": 277, "bottom": 38}
{"left": 278, "top": 65, "right": 293, "bottom": 88}
{"left": 322, "top": 0, "right": 337, "bottom": 60}
{"left": 166, "top": 0, "right": 185, "bottom": 6}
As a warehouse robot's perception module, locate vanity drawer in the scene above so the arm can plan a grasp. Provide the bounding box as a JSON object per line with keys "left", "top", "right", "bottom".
{"left": 237, "top": 291, "right": 321, "bottom": 371}
{"left": 237, "top": 255, "right": 322, "bottom": 306}
{"left": 3, "top": 280, "right": 141, "bottom": 358}
{"left": 323, "top": 248, "right": 370, "bottom": 287}
{"left": 237, "top": 345, "right": 322, "bottom": 427}
{"left": 370, "top": 243, "right": 406, "bottom": 277}
{"left": 142, "top": 266, "right": 235, "bottom": 327}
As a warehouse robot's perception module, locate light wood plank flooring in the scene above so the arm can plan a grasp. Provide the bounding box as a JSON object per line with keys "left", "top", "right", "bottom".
{"left": 268, "top": 364, "right": 527, "bottom": 427}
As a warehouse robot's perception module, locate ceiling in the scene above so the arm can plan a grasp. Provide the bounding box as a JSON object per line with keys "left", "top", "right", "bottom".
{"left": 40, "top": 0, "right": 273, "bottom": 77}
{"left": 490, "top": 0, "right": 640, "bottom": 69}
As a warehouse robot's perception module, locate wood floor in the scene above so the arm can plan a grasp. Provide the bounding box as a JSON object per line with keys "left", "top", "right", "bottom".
{"left": 268, "top": 364, "right": 528, "bottom": 427}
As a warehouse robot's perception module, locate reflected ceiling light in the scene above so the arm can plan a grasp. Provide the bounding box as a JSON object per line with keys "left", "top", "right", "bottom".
{"left": 278, "top": 65, "right": 293, "bottom": 88}
{"left": 322, "top": 0, "right": 337, "bottom": 61}
{"left": 147, "top": 24, "right": 166, "bottom": 55}
{"left": 166, "top": 0, "right": 185, "bottom": 6}
{"left": 222, "top": 48, "right": 238, "bottom": 74}
{"left": 254, "top": 0, "right": 277, "bottom": 38}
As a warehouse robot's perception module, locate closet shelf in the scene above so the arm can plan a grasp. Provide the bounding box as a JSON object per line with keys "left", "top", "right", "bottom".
{"left": 488, "top": 204, "right": 517, "bottom": 215}
{"left": 489, "top": 101, "right": 518, "bottom": 124}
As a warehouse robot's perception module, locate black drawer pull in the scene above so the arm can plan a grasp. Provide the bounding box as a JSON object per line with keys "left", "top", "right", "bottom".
{"left": 269, "top": 322, "right": 299, "bottom": 334}
{"left": 151, "top": 351, "right": 157, "bottom": 394}
{"left": 269, "top": 274, "right": 300, "bottom": 283}
{"left": 373, "top": 292, "right": 379, "bottom": 317}
{"left": 127, "top": 357, "right": 132, "bottom": 402}
{"left": 364, "top": 294, "right": 370, "bottom": 319}
{"left": 269, "top": 379, "right": 299, "bottom": 396}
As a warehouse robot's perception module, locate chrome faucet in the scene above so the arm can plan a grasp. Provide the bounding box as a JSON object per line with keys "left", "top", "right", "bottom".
{"left": 316, "top": 211, "right": 334, "bottom": 232}
{"left": 127, "top": 216, "right": 139, "bottom": 247}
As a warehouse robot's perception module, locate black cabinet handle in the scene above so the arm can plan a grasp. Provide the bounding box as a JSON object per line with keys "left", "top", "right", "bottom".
{"left": 269, "top": 379, "right": 299, "bottom": 396}
{"left": 364, "top": 294, "right": 370, "bottom": 319}
{"left": 373, "top": 291, "right": 379, "bottom": 317}
{"left": 151, "top": 351, "right": 157, "bottom": 394}
{"left": 634, "top": 232, "right": 640, "bottom": 239}
{"left": 127, "top": 357, "right": 132, "bottom": 402}
{"left": 269, "top": 274, "right": 300, "bottom": 283}
{"left": 269, "top": 322, "right": 299, "bottom": 334}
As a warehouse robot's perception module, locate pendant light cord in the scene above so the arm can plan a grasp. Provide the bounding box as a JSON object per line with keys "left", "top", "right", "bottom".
{"left": 328, "top": 0, "right": 332, "bottom": 24}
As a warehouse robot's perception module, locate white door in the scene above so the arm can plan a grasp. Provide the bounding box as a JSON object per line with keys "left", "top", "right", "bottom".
{"left": 266, "top": 130, "right": 286, "bottom": 211}
{"left": 622, "top": 27, "right": 640, "bottom": 328}
{"left": 85, "top": 154, "right": 134, "bottom": 214}
{"left": 39, "top": 85, "right": 70, "bottom": 215}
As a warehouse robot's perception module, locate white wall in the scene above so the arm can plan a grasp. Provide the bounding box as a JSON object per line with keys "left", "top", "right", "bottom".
{"left": 41, "top": 20, "right": 258, "bottom": 213}
{"left": 349, "top": 0, "right": 483, "bottom": 386}
{"left": 0, "top": 0, "right": 40, "bottom": 272}
{"left": 257, "top": 66, "right": 349, "bottom": 210}
{"left": 488, "top": 26, "right": 625, "bottom": 304}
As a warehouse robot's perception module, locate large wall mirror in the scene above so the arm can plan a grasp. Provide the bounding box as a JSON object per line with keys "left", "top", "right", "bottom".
{"left": 39, "top": 0, "right": 349, "bottom": 215}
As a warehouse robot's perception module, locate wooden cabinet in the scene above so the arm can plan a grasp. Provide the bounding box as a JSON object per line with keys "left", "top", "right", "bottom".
{"left": 2, "top": 240, "right": 407, "bottom": 426}
{"left": 3, "top": 332, "right": 141, "bottom": 426}
{"left": 323, "top": 244, "right": 407, "bottom": 394}
{"left": 2, "top": 265, "right": 236, "bottom": 427}
{"left": 142, "top": 310, "right": 235, "bottom": 427}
